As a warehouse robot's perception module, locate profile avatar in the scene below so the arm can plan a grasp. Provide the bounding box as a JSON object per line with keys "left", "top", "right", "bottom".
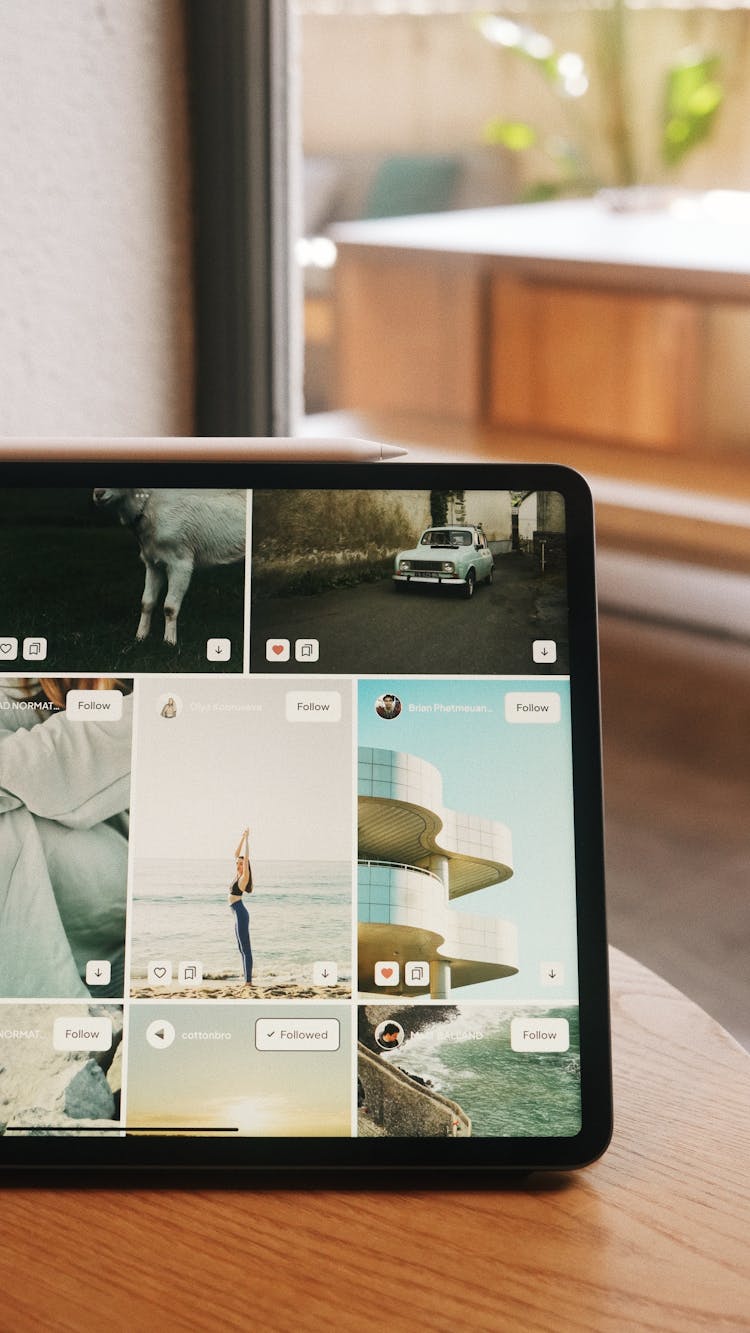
{"left": 375, "top": 693, "right": 401, "bottom": 721}
{"left": 374, "top": 1020, "right": 405, "bottom": 1051}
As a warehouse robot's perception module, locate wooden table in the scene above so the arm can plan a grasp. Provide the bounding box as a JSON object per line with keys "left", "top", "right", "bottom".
{"left": 332, "top": 197, "right": 750, "bottom": 453}
{"left": 1, "top": 948, "right": 748, "bottom": 1332}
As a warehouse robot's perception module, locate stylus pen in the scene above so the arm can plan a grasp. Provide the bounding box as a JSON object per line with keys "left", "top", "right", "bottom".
{"left": 0, "top": 437, "right": 408, "bottom": 462}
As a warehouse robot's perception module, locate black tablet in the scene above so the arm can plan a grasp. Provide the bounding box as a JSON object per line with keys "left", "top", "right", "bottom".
{"left": 0, "top": 459, "right": 611, "bottom": 1175}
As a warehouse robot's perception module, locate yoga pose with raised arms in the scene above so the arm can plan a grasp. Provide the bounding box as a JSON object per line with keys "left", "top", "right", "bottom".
{"left": 228, "top": 827, "right": 253, "bottom": 985}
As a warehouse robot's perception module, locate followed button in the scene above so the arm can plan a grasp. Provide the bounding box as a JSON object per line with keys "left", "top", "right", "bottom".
{"left": 255, "top": 1019, "right": 340, "bottom": 1051}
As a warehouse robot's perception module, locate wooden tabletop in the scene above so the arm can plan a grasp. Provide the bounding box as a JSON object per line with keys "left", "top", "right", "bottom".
{"left": 2, "top": 947, "right": 748, "bottom": 1333}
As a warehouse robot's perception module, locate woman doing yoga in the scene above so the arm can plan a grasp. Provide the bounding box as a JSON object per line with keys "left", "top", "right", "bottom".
{"left": 229, "top": 827, "right": 253, "bottom": 985}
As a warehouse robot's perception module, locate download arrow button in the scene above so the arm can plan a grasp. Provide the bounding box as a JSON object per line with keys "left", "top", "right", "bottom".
{"left": 539, "top": 961, "right": 565, "bottom": 987}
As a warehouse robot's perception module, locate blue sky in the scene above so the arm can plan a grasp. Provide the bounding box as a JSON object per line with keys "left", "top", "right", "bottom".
{"left": 359, "top": 677, "right": 578, "bottom": 1003}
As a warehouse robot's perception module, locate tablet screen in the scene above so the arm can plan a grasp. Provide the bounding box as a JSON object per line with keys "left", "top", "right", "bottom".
{"left": 0, "top": 463, "right": 609, "bottom": 1170}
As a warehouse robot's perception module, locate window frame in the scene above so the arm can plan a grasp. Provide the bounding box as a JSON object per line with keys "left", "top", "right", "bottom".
{"left": 186, "top": 0, "right": 296, "bottom": 437}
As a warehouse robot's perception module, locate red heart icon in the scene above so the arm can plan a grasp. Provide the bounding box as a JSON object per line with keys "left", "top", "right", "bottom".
{"left": 272, "top": 643, "right": 284, "bottom": 656}
{"left": 380, "top": 967, "right": 393, "bottom": 979}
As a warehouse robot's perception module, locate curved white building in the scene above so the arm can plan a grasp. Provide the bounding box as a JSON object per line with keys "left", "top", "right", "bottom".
{"left": 358, "top": 747, "right": 518, "bottom": 998}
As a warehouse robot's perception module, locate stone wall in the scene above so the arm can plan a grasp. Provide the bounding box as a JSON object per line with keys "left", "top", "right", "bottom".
{"left": 358, "top": 1043, "right": 471, "bottom": 1137}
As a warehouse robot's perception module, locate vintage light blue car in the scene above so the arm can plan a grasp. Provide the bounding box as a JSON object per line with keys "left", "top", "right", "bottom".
{"left": 393, "top": 525, "right": 494, "bottom": 599}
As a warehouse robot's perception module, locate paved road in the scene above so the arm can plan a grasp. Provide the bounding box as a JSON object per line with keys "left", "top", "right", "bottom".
{"left": 251, "top": 551, "right": 568, "bottom": 676}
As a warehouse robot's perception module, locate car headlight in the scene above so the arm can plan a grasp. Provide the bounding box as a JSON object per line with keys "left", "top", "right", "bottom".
{"left": 441, "top": 561, "right": 455, "bottom": 573}
{"left": 399, "top": 560, "right": 412, "bottom": 571}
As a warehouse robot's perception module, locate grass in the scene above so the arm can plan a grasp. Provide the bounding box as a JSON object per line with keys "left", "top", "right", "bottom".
{"left": 251, "top": 489, "right": 413, "bottom": 598}
{"left": 0, "top": 522, "right": 245, "bottom": 675}
{"left": 253, "top": 554, "right": 395, "bottom": 599}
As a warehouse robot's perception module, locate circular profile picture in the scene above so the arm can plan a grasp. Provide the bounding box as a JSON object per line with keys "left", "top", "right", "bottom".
{"left": 157, "top": 692, "right": 183, "bottom": 719}
{"left": 375, "top": 692, "right": 402, "bottom": 720}
{"left": 374, "top": 1019, "right": 405, "bottom": 1052}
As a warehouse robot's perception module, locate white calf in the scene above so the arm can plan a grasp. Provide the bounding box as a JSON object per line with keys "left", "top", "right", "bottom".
{"left": 92, "top": 487, "right": 246, "bottom": 646}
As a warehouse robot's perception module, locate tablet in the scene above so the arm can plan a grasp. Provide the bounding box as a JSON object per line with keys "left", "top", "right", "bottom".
{"left": 0, "top": 458, "right": 611, "bottom": 1176}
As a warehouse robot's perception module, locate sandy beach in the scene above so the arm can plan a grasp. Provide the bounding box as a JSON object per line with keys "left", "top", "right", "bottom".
{"left": 131, "top": 979, "right": 350, "bottom": 1000}
{"left": 129, "top": 857, "right": 352, "bottom": 1002}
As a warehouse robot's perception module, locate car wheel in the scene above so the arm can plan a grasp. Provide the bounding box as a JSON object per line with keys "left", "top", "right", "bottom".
{"left": 393, "top": 581, "right": 406, "bottom": 593}
{"left": 463, "top": 569, "right": 476, "bottom": 599}
{"left": 486, "top": 564, "right": 494, "bottom": 585}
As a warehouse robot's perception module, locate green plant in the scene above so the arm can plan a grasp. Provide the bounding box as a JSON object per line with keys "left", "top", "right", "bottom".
{"left": 478, "top": 3, "right": 724, "bottom": 200}
{"left": 663, "top": 48, "right": 724, "bottom": 167}
{"left": 430, "top": 490, "right": 464, "bottom": 525}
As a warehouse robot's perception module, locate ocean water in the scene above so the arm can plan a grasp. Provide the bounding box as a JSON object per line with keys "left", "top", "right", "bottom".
{"left": 130, "top": 858, "right": 352, "bottom": 984}
{"left": 381, "top": 1006, "right": 581, "bottom": 1137}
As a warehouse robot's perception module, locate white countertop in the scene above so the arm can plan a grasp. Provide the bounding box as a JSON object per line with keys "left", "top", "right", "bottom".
{"left": 331, "top": 193, "right": 750, "bottom": 289}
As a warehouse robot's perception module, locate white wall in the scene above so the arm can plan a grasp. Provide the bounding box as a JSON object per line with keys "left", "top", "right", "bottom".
{"left": 301, "top": 9, "right": 750, "bottom": 190}
{"left": 0, "top": 0, "right": 193, "bottom": 436}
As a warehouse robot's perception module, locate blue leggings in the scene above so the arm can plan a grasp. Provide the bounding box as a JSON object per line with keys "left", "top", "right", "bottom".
{"left": 231, "top": 898, "right": 253, "bottom": 983}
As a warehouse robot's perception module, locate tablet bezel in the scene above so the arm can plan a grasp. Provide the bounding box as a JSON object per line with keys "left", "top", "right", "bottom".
{"left": 0, "top": 459, "right": 611, "bottom": 1175}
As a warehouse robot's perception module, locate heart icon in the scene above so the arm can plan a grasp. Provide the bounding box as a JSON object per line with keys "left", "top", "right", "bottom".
{"left": 380, "top": 967, "right": 393, "bottom": 980}
{"left": 0, "top": 643, "right": 13, "bottom": 655}
{"left": 272, "top": 643, "right": 284, "bottom": 656}
{"left": 153, "top": 966, "right": 167, "bottom": 979}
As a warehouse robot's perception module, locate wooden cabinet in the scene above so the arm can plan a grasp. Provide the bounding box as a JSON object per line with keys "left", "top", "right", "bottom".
{"left": 335, "top": 250, "right": 481, "bottom": 418}
{"left": 334, "top": 251, "right": 704, "bottom": 449}
{"left": 489, "top": 274, "right": 701, "bottom": 450}
{"left": 330, "top": 198, "right": 750, "bottom": 452}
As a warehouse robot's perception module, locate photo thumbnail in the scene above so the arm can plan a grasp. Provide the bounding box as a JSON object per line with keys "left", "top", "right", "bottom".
{"left": 0, "top": 1003, "right": 123, "bottom": 1136}
{"left": 128, "top": 677, "right": 354, "bottom": 999}
{"left": 357, "top": 679, "right": 579, "bottom": 1006}
{"left": 125, "top": 1004, "right": 351, "bottom": 1136}
{"left": 358, "top": 1004, "right": 581, "bottom": 1138}
{"left": 0, "top": 677, "right": 133, "bottom": 1000}
{"left": 250, "top": 488, "right": 568, "bottom": 674}
{"left": 0, "top": 488, "right": 247, "bottom": 674}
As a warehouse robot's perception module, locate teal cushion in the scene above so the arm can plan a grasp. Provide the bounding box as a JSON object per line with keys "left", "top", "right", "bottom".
{"left": 363, "top": 155, "right": 461, "bottom": 220}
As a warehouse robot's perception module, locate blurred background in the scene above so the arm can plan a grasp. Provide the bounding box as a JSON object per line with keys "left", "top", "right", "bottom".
{"left": 295, "top": 1, "right": 750, "bottom": 1048}
{"left": 0, "top": 0, "right": 747, "bottom": 1045}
